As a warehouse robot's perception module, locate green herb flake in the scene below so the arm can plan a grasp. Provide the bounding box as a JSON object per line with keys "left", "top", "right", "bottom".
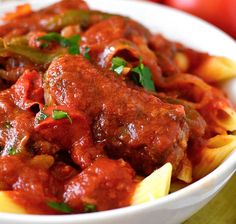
{"left": 8, "top": 147, "right": 17, "bottom": 155}
{"left": 39, "top": 42, "right": 49, "bottom": 49}
{"left": 67, "top": 35, "right": 81, "bottom": 55}
{"left": 110, "top": 57, "right": 127, "bottom": 75}
{"left": 131, "top": 58, "right": 156, "bottom": 92}
{"left": 47, "top": 201, "right": 73, "bottom": 213}
{"left": 52, "top": 110, "right": 72, "bottom": 124}
{"left": 83, "top": 46, "right": 91, "bottom": 60}
{"left": 68, "top": 44, "right": 80, "bottom": 55}
{"left": 38, "top": 33, "right": 81, "bottom": 55}
{"left": 84, "top": 203, "right": 97, "bottom": 213}
{"left": 37, "top": 112, "right": 49, "bottom": 122}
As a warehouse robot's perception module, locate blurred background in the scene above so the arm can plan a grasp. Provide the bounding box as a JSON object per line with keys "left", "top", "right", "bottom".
{"left": 0, "top": 0, "right": 235, "bottom": 40}
{"left": 148, "top": 0, "right": 236, "bottom": 40}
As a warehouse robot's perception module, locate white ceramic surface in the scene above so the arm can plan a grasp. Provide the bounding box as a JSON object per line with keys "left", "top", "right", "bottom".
{"left": 0, "top": 0, "right": 235, "bottom": 224}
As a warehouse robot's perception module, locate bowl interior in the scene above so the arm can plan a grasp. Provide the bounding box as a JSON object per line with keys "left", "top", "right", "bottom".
{"left": 0, "top": 0, "right": 235, "bottom": 223}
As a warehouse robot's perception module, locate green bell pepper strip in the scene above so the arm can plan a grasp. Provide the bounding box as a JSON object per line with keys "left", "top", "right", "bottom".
{"left": 1, "top": 36, "right": 66, "bottom": 64}
{"left": 44, "top": 9, "right": 117, "bottom": 31}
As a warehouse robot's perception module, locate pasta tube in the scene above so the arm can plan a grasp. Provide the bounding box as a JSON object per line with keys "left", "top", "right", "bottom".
{"left": 214, "top": 106, "right": 236, "bottom": 132}
{"left": 132, "top": 163, "right": 172, "bottom": 205}
{"left": 0, "top": 191, "right": 26, "bottom": 214}
{"left": 194, "top": 56, "right": 236, "bottom": 83}
{"left": 193, "top": 135, "right": 236, "bottom": 179}
{"left": 177, "top": 157, "right": 193, "bottom": 184}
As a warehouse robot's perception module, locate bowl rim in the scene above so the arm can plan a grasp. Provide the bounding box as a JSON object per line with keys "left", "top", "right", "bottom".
{"left": 0, "top": 0, "right": 235, "bottom": 223}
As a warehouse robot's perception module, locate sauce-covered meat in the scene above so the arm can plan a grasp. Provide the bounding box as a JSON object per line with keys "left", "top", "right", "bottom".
{"left": 0, "top": 0, "right": 89, "bottom": 38}
{"left": 45, "top": 55, "right": 189, "bottom": 175}
{"left": 64, "top": 157, "right": 136, "bottom": 211}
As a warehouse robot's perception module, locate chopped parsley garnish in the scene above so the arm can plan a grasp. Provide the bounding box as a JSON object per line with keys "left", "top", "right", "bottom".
{"left": 39, "top": 42, "right": 49, "bottom": 49}
{"left": 8, "top": 147, "right": 17, "bottom": 155}
{"left": 83, "top": 46, "right": 91, "bottom": 61}
{"left": 131, "top": 58, "right": 156, "bottom": 92}
{"left": 37, "top": 111, "right": 49, "bottom": 122}
{"left": 110, "top": 57, "right": 127, "bottom": 75}
{"left": 110, "top": 56, "right": 156, "bottom": 91}
{"left": 84, "top": 203, "right": 97, "bottom": 213}
{"left": 52, "top": 110, "right": 72, "bottom": 124}
{"left": 66, "top": 35, "right": 81, "bottom": 55}
{"left": 38, "top": 33, "right": 81, "bottom": 55}
{"left": 47, "top": 201, "right": 73, "bottom": 213}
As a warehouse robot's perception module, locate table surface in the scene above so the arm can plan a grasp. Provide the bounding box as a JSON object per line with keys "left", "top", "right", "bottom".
{"left": 184, "top": 174, "right": 236, "bottom": 224}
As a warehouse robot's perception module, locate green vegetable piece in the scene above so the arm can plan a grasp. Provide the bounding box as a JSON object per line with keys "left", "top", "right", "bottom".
{"left": 83, "top": 46, "right": 91, "bottom": 60}
{"left": 132, "top": 59, "right": 156, "bottom": 91}
{"left": 37, "top": 112, "right": 49, "bottom": 122}
{"left": 2, "top": 36, "right": 64, "bottom": 64}
{"left": 47, "top": 201, "right": 73, "bottom": 213}
{"left": 84, "top": 203, "right": 97, "bottom": 213}
{"left": 45, "top": 10, "right": 114, "bottom": 31}
{"left": 110, "top": 57, "right": 127, "bottom": 75}
{"left": 8, "top": 147, "right": 17, "bottom": 155}
{"left": 52, "top": 110, "right": 72, "bottom": 124}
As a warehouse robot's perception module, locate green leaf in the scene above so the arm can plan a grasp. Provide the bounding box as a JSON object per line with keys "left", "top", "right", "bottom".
{"left": 59, "top": 38, "right": 71, "bottom": 48}
{"left": 37, "top": 112, "right": 49, "bottom": 122}
{"left": 83, "top": 46, "right": 91, "bottom": 60}
{"left": 52, "top": 110, "right": 72, "bottom": 124}
{"left": 110, "top": 57, "right": 127, "bottom": 75}
{"left": 67, "top": 35, "right": 81, "bottom": 54}
{"left": 39, "top": 42, "right": 49, "bottom": 49}
{"left": 68, "top": 45, "right": 80, "bottom": 55}
{"left": 8, "top": 147, "right": 17, "bottom": 155}
{"left": 47, "top": 201, "right": 73, "bottom": 213}
{"left": 131, "top": 60, "right": 156, "bottom": 92}
{"left": 84, "top": 203, "right": 97, "bottom": 213}
{"left": 38, "top": 32, "right": 62, "bottom": 43}
{"left": 68, "top": 35, "right": 81, "bottom": 44}
{"left": 38, "top": 33, "right": 81, "bottom": 55}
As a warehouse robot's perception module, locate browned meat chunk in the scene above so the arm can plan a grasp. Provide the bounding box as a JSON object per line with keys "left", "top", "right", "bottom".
{"left": 0, "top": 0, "right": 89, "bottom": 37}
{"left": 64, "top": 157, "right": 136, "bottom": 211}
{"left": 44, "top": 55, "right": 189, "bottom": 175}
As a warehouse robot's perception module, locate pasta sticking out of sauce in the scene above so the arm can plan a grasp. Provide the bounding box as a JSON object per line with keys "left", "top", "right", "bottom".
{"left": 0, "top": 0, "right": 235, "bottom": 215}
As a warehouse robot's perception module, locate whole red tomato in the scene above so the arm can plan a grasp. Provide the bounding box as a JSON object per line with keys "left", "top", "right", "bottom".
{"left": 163, "top": 0, "right": 236, "bottom": 39}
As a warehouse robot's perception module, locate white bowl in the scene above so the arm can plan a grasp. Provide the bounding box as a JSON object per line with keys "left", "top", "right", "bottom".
{"left": 0, "top": 0, "right": 236, "bottom": 224}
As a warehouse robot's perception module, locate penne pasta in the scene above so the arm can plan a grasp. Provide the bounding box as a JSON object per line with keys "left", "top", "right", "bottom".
{"left": 177, "top": 157, "right": 193, "bottom": 184}
{"left": 131, "top": 163, "right": 172, "bottom": 205}
{"left": 0, "top": 191, "right": 26, "bottom": 214}
{"left": 194, "top": 56, "right": 236, "bottom": 83}
{"left": 214, "top": 106, "right": 236, "bottom": 132}
{"left": 193, "top": 135, "right": 236, "bottom": 179}
{"left": 174, "top": 52, "right": 189, "bottom": 72}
